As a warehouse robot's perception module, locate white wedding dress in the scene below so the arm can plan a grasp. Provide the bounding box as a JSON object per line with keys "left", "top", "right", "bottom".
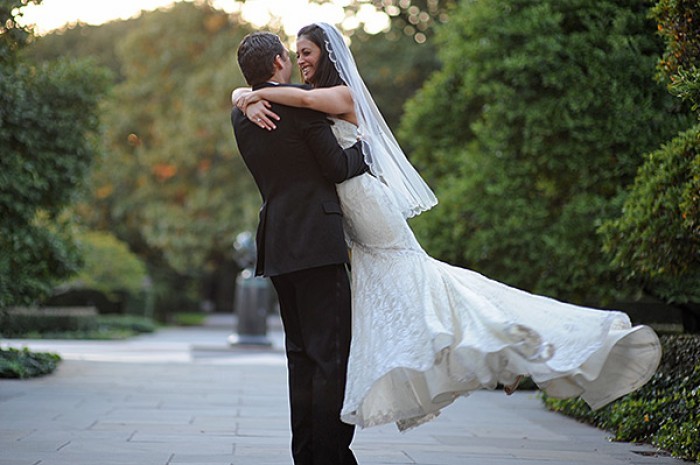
{"left": 330, "top": 118, "right": 662, "bottom": 431}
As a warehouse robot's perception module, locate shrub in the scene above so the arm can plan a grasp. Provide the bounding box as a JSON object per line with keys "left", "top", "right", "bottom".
{"left": 0, "top": 307, "right": 98, "bottom": 337}
{"left": 0, "top": 309, "right": 156, "bottom": 339}
{"left": 171, "top": 312, "right": 207, "bottom": 326}
{"left": 400, "top": 0, "right": 692, "bottom": 304}
{"left": 96, "top": 315, "right": 157, "bottom": 334}
{"left": 600, "top": 0, "right": 700, "bottom": 313}
{"left": 600, "top": 125, "right": 700, "bottom": 307}
{"left": 543, "top": 334, "right": 700, "bottom": 462}
{"left": 66, "top": 231, "right": 148, "bottom": 299}
{"left": 0, "top": 347, "right": 61, "bottom": 379}
{"left": 653, "top": 0, "right": 700, "bottom": 110}
{"left": 0, "top": 56, "right": 111, "bottom": 308}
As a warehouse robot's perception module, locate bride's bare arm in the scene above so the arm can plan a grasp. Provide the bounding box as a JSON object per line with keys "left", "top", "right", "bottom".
{"left": 240, "top": 86, "right": 355, "bottom": 130}
{"left": 242, "top": 86, "right": 354, "bottom": 116}
{"left": 231, "top": 87, "right": 251, "bottom": 106}
{"left": 231, "top": 87, "right": 279, "bottom": 130}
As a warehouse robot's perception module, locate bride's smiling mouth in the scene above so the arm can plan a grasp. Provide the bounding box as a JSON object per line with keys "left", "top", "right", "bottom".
{"left": 296, "top": 36, "right": 320, "bottom": 83}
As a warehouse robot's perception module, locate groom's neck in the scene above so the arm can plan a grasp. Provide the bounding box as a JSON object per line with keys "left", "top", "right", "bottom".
{"left": 268, "top": 73, "right": 290, "bottom": 85}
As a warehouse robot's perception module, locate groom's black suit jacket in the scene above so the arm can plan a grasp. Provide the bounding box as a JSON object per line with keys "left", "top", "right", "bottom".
{"left": 232, "top": 83, "right": 367, "bottom": 277}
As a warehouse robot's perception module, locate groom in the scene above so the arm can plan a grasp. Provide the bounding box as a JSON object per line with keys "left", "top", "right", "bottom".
{"left": 231, "top": 32, "right": 366, "bottom": 465}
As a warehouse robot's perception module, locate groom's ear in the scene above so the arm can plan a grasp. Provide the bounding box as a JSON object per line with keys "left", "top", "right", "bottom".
{"left": 273, "top": 54, "right": 285, "bottom": 70}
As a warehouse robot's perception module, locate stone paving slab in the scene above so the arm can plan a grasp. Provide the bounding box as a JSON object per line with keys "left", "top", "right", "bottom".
{"left": 0, "top": 326, "right": 689, "bottom": 465}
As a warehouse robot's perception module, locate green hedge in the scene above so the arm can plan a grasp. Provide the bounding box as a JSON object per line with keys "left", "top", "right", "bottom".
{"left": 1, "top": 307, "right": 99, "bottom": 337}
{"left": 0, "top": 308, "right": 156, "bottom": 339}
{"left": 0, "top": 347, "right": 61, "bottom": 379}
{"left": 543, "top": 334, "right": 700, "bottom": 462}
{"left": 96, "top": 315, "right": 157, "bottom": 334}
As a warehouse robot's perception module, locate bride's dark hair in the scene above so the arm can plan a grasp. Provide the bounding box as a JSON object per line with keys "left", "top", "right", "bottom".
{"left": 297, "top": 24, "right": 345, "bottom": 89}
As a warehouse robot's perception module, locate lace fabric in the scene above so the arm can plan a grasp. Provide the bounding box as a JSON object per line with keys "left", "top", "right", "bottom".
{"left": 330, "top": 118, "right": 662, "bottom": 432}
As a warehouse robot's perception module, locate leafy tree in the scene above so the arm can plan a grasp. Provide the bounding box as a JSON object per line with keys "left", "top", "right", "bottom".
{"left": 400, "top": 0, "right": 692, "bottom": 304}
{"left": 654, "top": 0, "right": 700, "bottom": 111}
{"left": 601, "top": 127, "right": 699, "bottom": 305}
{"left": 63, "top": 231, "right": 148, "bottom": 299}
{"left": 0, "top": 0, "right": 35, "bottom": 63}
{"left": 370, "top": 0, "right": 455, "bottom": 43}
{"left": 21, "top": 18, "right": 139, "bottom": 83}
{"left": 0, "top": 0, "right": 110, "bottom": 308}
{"left": 349, "top": 26, "right": 441, "bottom": 130}
{"left": 601, "top": 0, "right": 700, "bottom": 326}
{"left": 66, "top": 3, "right": 259, "bottom": 314}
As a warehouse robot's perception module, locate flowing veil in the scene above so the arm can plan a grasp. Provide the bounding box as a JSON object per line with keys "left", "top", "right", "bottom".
{"left": 316, "top": 22, "right": 438, "bottom": 218}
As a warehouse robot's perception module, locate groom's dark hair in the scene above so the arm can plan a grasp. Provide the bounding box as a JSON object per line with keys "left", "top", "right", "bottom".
{"left": 237, "top": 32, "right": 286, "bottom": 86}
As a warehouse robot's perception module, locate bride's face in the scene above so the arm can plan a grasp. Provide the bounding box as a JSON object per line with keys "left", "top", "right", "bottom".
{"left": 296, "top": 36, "right": 321, "bottom": 84}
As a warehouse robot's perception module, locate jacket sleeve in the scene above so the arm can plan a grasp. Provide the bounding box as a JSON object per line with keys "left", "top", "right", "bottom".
{"left": 302, "top": 111, "right": 369, "bottom": 183}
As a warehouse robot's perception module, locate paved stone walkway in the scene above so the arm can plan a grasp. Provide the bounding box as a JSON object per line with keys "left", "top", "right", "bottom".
{"left": 0, "top": 316, "right": 686, "bottom": 465}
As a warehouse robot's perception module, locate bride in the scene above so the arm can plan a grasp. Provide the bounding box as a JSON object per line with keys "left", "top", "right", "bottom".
{"left": 233, "top": 22, "right": 661, "bottom": 431}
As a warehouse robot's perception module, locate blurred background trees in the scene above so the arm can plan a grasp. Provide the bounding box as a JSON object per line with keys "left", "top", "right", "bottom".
{"left": 22, "top": 3, "right": 259, "bottom": 317}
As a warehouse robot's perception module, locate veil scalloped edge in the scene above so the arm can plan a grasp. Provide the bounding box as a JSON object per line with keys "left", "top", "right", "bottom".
{"left": 316, "top": 22, "right": 438, "bottom": 218}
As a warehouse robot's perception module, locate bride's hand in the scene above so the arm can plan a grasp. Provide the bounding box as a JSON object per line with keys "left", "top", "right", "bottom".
{"left": 231, "top": 88, "right": 251, "bottom": 106}
{"left": 238, "top": 91, "right": 262, "bottom": 109}
{"left": 245, "top": 100, "right": 279, "bottom": 131}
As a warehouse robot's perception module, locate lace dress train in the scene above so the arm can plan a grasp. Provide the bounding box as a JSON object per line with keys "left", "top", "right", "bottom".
{"left": 330, "top": 119, "right": 661, "bottom": 431}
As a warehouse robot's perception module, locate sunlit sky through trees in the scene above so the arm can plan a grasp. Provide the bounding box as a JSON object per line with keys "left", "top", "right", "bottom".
{"left": 19, "top": 0, "right": 391, "bottom": 37}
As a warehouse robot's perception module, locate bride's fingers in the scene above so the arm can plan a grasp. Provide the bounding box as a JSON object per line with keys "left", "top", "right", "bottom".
{"left": 245, "top": 100, "right": 280, "bottom": 130}
{"left": 263, "top": 106, "right": 280, "bottom": 122}
{"left": 249, "top": 111, "right": 275, "bottom": 131}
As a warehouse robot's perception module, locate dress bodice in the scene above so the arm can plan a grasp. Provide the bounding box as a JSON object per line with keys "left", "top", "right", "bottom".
{"left": 327, "top": 118, "right": 422, "bottom": 253}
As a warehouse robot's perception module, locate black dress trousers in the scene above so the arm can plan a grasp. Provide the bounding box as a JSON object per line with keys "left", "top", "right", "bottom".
{"left": 271, "top": 264, "right": 357, "bottom": 465}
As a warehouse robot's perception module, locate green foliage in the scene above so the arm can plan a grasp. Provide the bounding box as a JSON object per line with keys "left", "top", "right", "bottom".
{"left": 0, "top": 307, "right": 99, "bottom": 337}
{"left": 653, "top": 0, "right": 700, "bottom": 110}
{"left": 0, "top": 308, "right": 156, "bottom": 339}
{"left": 350, "top": 27, "right": 441, "bottom": 131}
{"left": 95, "top": 315, "right": 157, "bottom": 334}
{"left": 600, "top": 0, "right": 700, "bottom": 308}
{"left": 0, "top": 347, "right": 61, "bottom": 379}
{"left": 601, "top": 125, "right": 700, "bottom": 304}
{"left": 0, "top": 0, "right": 39, "bottom": 64}
{"left": 0, "top": 47, "right": 111, "bottom": 308}
{"left": 65, "top": 231, "right": 148, "bottom": 298}
{"left": 543, "top": 335, "right": 700, "bottom": 462}
{"left": 1, "top": 2, "right": 110, "bottom": 308}
{"left": 400, "top": 0, "right": 692, "bottom": 303}
{"left": 170, "top": 312, "right": 207, "bottom": 326}
{"left": 21, "top": 18, "right": 137, "bottom": 82}
{"left": 23, "top": 3, "right": 262, "bottom": 314}
{"left": 669, "top": 65, "right": 700, "bottom": 112}
{"left": 0, "top": 217, "right": 80, "bottom": 309}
